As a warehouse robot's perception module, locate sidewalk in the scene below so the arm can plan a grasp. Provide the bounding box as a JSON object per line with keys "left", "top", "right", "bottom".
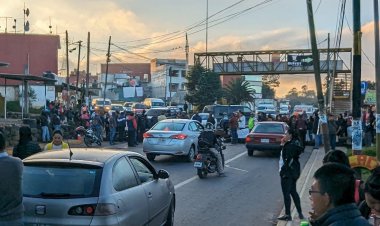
{"left": 276, "top": 146, "right": 346, "bottom": 226}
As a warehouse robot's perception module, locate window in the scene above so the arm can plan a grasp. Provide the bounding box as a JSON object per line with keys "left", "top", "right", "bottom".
{"left": 23, "top": 164, "right": 102, "bottom": 198}
{"left": 171, "top": 70, "right": 179, "bottom": 77}
{"left": 152, "top": 122, "right": 185, "bottom": 131}
{"left": 189, "top": 122, "right": 202, "bottom": 131}
{"left": 181, "top": 70, "right": 186, "bottom": 77}
{"left": 112, "top": 157, "right": 139, "bottom": 191}
{"left": 169, "top": 83, "right": 179, "bottom": 92}
{"left": 254, "top": 124, "right": 284, "bottom": 134}
{"left": 129, "top": 158, "right": 155, "bottom": 183}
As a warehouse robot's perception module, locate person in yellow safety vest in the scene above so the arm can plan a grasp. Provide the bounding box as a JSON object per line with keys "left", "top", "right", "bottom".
{"left": 248, "top": 112, "right": 255, "bottom": 131}
{"left": 44, "top": 130, "right": 69, "bottom": 151}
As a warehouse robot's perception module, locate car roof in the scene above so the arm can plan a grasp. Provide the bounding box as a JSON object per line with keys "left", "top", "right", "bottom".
{"left": 23, "top": 149, "right": 143, "bottom": 166}
{"left": 257, "top": 121, "right": 286, "bottom": 125}
{"left": 159, "top": 119, "right": 195, "bottom": 123}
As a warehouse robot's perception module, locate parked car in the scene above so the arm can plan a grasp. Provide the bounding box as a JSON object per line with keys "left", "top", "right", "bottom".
{"left": 111, "top": 104, "right": 124, "bottom": 113}
{"left": 143, "top": 119, "right": 204, "bottom": 162}
{"left": 22, "top": 149, "right": 175, "bottom": 226}
{"left": 245, "top": 121, "right": 289, "bottom": 156}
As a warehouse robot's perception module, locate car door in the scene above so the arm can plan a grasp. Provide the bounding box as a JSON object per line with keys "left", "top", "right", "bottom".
{"left": 112, "top": 157, "right": 149, "bottom": 226}
{"left": 129, "top": 156, "right": 171, "bottom": 226}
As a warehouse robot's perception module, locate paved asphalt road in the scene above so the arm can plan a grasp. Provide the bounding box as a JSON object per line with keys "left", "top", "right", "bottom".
{"left": 119, "top": 142, "right": 313, "bottom": 226}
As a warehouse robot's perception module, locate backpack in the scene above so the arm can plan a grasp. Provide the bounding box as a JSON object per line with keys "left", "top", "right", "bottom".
{"left": 127, "top": 119, "right": 135, "bottom": 131}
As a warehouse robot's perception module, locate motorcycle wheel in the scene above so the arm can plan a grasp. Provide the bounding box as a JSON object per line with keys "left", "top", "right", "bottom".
{"left": 84, "top": 136, "right": 92, "bottom": 147}
{"left": 197, "top": 169, "right": 207, "bottom": 179}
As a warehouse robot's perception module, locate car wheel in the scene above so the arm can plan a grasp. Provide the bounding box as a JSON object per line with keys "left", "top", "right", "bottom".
{"left": 197, "top": 169, "right": 207, "bottom": 179}
{"left": 247, "top": 149, "right": 254, "bottom": 156}
{"left": 164, "top": 199, "right": 175, "bottom": 226}
{"left": 186, "top": 146, "right": 195, "bottom": 162}
{"left": 147, "top": 153, "right": 156, "bottom": 161}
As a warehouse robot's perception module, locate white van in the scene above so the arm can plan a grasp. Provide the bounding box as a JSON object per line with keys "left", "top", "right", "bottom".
{"left": 143, "top": 98, "right": 166, "bottom": 109}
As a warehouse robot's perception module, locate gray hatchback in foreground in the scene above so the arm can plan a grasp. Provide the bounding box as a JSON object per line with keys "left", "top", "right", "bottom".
{"left": 22, "top": 149, "right": 175, "bottom": 226}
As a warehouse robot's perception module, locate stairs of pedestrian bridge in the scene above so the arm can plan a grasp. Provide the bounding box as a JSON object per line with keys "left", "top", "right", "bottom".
{"left": 331, "top": 73, "right": 352, "bottom": 115}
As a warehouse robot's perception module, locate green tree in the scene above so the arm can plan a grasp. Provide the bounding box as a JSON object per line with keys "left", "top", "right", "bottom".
{"left": 184, "top": 64, "right": 223, "bottom": 111}
{"left": 223, "top": 78, "right": 255, "bottom": 104}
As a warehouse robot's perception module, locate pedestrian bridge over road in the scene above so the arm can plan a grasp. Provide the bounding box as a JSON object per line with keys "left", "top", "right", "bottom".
{"left": 194, "top": 48, "right": 351, "bottom": 75}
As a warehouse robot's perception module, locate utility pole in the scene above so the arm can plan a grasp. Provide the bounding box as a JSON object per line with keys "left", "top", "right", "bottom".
{"left": 65, "top": 30, "right": 70, "bottom": 108}
{"left": 169, "top": 67, "right": 172, "bottom": 106}
{"left": 75, "top": 40, "right": 82, "bottom": 94}
{"left": 374, "top": 0, "right": 380, "bottom": 160}
{"left": 352, "top": 0, "right": 362, "bottom": 154}
{"left": 205, "top": 0, "right": 209, "bottom": 69}
{"left": 306, "top": 0, "right": 330, "bottom": 153}
{"left": 103, "top": 36, "right": 111, "bottom": 109}
{"left": 86, "top": 32, "right": 90, "bottom": 102}
{"left": 326, "top": 33, "right": 333, "bottom": 113}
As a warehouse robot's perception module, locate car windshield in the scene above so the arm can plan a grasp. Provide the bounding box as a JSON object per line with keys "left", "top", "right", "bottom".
{"left": 96, "top": 100, "right": 111, "bottom": 105}
{"left": 23, "top": 165, "right": 102, "bottom": 198}
{"left": 280, "top": 107, "right": 288, "bottom": 110}
{"left": 152, "top": 102, "right": 165, "bottom": 107}
{"left": 152, "top": 122, "right": 185, "bottom": 131}
{"left": 254, "top": 124, "right": 284, "bottom": 134}
{"left": 133, "top": 104, "right": 147, "bottom": 109}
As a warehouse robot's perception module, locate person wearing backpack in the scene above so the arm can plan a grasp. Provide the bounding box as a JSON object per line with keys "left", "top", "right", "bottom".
{"left": 277, "top": 128, "right": 305, "bottom": 221}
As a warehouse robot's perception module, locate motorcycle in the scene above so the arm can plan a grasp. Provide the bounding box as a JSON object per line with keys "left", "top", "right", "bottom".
{"left": 75, "top": 126, "right": 102, "bottom": 147}
{"left": 194, "top": 124, "right": 226, "bottom": 179}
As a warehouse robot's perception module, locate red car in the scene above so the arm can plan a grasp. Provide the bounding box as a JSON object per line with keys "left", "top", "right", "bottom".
{"left": 245, "top": 121, "right": 289, "bottom": 156}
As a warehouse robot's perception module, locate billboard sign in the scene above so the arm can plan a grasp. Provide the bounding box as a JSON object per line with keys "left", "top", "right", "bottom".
{"left": 287, "top": 55, "right": 313, "bottom": 66}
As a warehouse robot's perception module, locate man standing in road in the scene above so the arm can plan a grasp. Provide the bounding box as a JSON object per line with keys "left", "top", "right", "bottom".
{"left": 309, "top": 163, "right": 370, "bottom": 225}
{"left": 248, "top": 112, "right": 255, "bottom": 131}
{"left": 229, "top": 112, "right": 239, "bottom": 144}
{"left": 278, "top": 129, "right": 304, "bottom": 221}
{"left": 0, "top": 132, "right": 24, "bottom": 226}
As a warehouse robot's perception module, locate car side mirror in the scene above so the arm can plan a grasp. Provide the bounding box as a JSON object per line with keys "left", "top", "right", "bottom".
{"left": 157, "top": 169, "right": 170, "bottom": 179}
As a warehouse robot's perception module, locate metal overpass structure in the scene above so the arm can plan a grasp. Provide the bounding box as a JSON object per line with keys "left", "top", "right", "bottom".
{"left": 194, "top": 48, "right": 353, "bottom": 114}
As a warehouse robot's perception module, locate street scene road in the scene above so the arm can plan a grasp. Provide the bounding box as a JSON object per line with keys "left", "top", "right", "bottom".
{"left": 121, "top": 143, "right": 312, "bottom": 226}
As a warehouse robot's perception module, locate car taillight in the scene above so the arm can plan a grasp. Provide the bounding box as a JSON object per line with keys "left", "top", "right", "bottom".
{"left": 143, "top": 133, "right": 153, "bottom": 138}
{"left": 245, "top": 136, "right": 252, "bottom": 143}
{"left": 68, "top": 203, "right": 117, "bottom": 216}
{"left": 170, "top": 134, "right": 188, "bottom": 139}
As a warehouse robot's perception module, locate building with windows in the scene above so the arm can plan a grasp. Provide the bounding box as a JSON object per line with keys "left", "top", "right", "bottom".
{"left": 150, "top": 59, "right": 187, "bottom": 105}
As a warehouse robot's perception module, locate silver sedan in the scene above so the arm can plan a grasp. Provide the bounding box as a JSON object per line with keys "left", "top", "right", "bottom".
{"left": 22, "top": 149, "right": 175, "bottom": 226}
{"left": 143, "top": 119, "right": 204, "bottom": 162}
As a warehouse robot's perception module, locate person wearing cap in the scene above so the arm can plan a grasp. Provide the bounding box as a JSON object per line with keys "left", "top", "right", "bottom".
{"left": 0, "top": 132, "right": 24, "bottom": 225}
{"left": 44, "top": 130, "right": 69, "bottom": 151}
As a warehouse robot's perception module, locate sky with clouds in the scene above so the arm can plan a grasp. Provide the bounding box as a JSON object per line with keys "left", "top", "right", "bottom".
{"left": 1, "top": 0, "right": 377, "bottom": 97}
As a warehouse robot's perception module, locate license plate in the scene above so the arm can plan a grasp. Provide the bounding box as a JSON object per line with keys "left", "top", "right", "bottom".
{"left": 194, "top": 162, "right": 203, "bottom": 168}
{"left": 261, "top": 139, "right": 269, "bottom": 143}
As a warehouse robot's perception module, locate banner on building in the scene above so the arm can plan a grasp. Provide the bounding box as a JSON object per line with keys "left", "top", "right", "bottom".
{"left": 123, "top": 87, "right": 136, "bottom": 98}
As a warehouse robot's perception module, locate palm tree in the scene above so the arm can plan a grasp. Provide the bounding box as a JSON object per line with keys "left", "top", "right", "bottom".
{"left": 223, "top": 78, "right": 255, "bottom": 104}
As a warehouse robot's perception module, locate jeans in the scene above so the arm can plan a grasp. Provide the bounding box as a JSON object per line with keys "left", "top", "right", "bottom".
{"left": 329, "top": 134, "right": 336, "bottom": 150}
{"left": 41, "top": 126, "right": 50, "bottom": 142}
{"left": 109, "top": 127, "right": 116, "bottom": 145}
{"left": 53, "top": 125, "right": 61, "bottom": 131}
{"left": 230, "top": 128, "right": 238, "bottom": 144}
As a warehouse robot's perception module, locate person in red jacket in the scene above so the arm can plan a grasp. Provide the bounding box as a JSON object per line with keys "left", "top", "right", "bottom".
{"left": 126, "top": 112, "right": 137, "bottom": 147}
{"left": 229, "top": 112, "right": 239, "bottom": 144}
